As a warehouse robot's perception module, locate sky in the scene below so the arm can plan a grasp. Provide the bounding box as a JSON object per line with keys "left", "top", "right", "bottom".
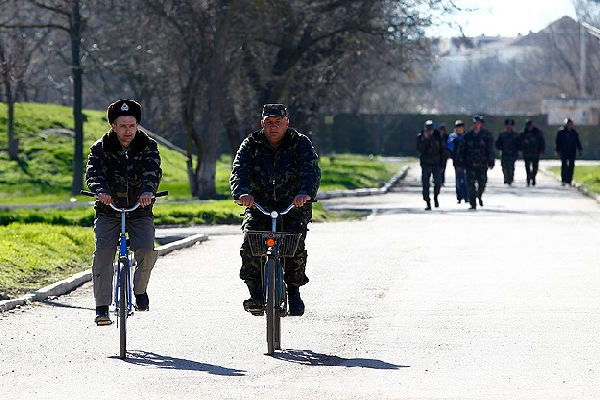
{"left": 428, "top": 0, "right": 578, "bottom": 37}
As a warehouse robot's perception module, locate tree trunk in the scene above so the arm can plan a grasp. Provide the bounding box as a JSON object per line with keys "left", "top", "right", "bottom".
{"left": 223, "top": 114, "right": 243, "bottom": 163}
{"left": 70, "top": 0, "right": 84, "bottom": 196}
{"left": 194, "top": 0, "right": 231, "bottom": 198}
{"left": 0, "top": 40, "right": 18, "bottom": 161}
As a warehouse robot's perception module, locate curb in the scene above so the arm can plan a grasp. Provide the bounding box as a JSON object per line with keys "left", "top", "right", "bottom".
{"left": 540, "top": 167, "right": 600, "bottom": 203}
{"left": 0, "top": 234, "right": 207, "bottom": 312}
{"left": 316, "top": 165, "right": 410, "bottom": 200}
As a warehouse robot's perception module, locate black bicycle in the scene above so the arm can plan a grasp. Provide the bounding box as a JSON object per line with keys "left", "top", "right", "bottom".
{"left": 241, "top": 201, "right": 307, "bottom": 355}
{"left": 81, "top": 190, "right": 167, "bottom": 359}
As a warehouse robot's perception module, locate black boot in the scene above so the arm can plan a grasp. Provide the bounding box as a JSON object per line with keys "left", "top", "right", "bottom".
{"left": 243, "top": 280, "right": 264, "bottom": 315}
{"left": 95, "top": 305, "right": 112, "bottom": 326}
{"left": 287, "top": 285, "right": 305, "bottom": 316}
{"left": 135, "top": 292, "right": 149, "bottom": 311}
{"left": 434, "top": 196, "right": 439, "bottom": 208}
{"left": 424, "top": 200, "right": 431, "bottom": 211}
{"left": 478, "top": 197, "right": 483, "bottom": 207}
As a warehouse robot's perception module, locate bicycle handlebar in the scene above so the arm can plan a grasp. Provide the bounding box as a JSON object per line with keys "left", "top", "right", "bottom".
{"left": 237, "top": 199, "right": 316, "bottom": 217}
{"left": 80, "top": 190, "right": 168, "bottom": 212}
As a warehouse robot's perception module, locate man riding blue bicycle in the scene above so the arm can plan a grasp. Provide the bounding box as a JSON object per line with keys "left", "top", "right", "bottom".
{"left": 85, "top": 99, "right": 162, "bottom": 325}
{"left": 230, "top": 104, "right": 321, "bottom": 316}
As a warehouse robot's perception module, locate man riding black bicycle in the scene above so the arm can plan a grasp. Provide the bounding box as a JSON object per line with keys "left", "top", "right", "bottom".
{"left": 85, "top": 99, "right": 162, "bottom": 325}
{"left": 230, "top": 104, "right": 321, "bottom": 316}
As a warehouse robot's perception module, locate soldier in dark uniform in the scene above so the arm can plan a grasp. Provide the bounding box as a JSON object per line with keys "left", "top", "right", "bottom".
{"left": 519, "top": 119, "right": 545, "bottom": 186}
{"left": 416, "top": 120, "right": 445, "bottom": 210}
{"left": 495, "top": 119, "right": 520, "bottom": 185}
{"left": 230, "top": 104, "right": 321, "bottom": 316}
{"left": 555, "top": 118, "right": 583, "bottom": 186}
{"left": 85, "top": 99, "right": 162, "bottom": 325}
{"left": 456, "top": 116, "right": 495, "bottom": 210}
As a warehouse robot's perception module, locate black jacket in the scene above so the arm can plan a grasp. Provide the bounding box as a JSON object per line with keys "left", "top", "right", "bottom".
{"left": 416, "top": 130, "right": 445, "bottom": 166}
{"left": 456, "top": 128, "right": 495, "bottom": 169}
{"left": 85, "top": 129, "right": 162, "bottom": 218}
{"left": 520, "top": 127, "right": 545, "bottom": 159}
{"left": 555, "top": 127, "right": 582, "bottom": 159}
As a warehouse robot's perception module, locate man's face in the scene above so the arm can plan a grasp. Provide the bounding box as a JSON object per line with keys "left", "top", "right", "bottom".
{"left": 505, "top": 124, "right": 513, "bottom": 132}
{"left": 112, "top": 116, "right": 138, "bottom": 147}
{"left": 262, "top": 116, "right": 288, "bottom": 146}
{"left": 455, "top": 125, "right": 465, "bottom": 134}
{"left": 566, "top": 121, "right": 574, "bottom": 130}
{"left": 473, "top": 121, "right": 482, "bottom": 132}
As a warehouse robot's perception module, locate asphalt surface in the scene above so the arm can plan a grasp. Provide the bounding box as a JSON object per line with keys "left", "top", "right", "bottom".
{"left": 1, "top": 161, "right": 599, "bottom": 399}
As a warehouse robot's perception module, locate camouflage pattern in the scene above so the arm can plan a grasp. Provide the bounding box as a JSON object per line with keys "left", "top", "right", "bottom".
{"left": 519, "top": 127, "right": 545, "bottom": 160}
{"left": 466, "top": 167, "right": 488, "bottom": 206}
{"left": 86, "top": 129, "right": 162, "bottom": 219}
{"left": 239, "top": 212, "right": 309, "bottom": 286}
{"left": 416, "top": 130, "right": 445, "bottom": 166}
{"left": 262, "top": 104, "right": 288, "bottom": 119}
{"left": 496, "top": 130, "right": 520, "bottom": 184}
{"left": 456, "top": 128, "right": 495, "bottom": 207}
{"left": 455, "top": 129, "right": 495, "bottom": 170}
{"left": 230, "top": 127, "right": 321, "bottom": 287}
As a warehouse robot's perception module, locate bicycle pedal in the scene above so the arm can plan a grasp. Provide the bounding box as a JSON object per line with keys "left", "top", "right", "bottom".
{"left": 250, "top": 309, "right": 264, "bottom": 316}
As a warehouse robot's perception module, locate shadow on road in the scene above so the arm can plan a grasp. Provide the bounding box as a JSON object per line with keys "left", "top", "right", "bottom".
{"left": 41, "top": 300, "right": 95, "bottom": 311}
{"left": 112, "top": 350, "right": 246, "bottom": 376}
{"left": 273, "top": 349, "right": 409, "bottom": 370}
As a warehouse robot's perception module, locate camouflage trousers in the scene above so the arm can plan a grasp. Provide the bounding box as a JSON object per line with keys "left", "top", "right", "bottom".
{"left": 501, "top": 157, "right": 516, "bottom": 184}
{"left": 239, "top": 210, "right": 310, "bottom": 288}
{"left": 466, "top": 167, "right": 488, "bottom": 206}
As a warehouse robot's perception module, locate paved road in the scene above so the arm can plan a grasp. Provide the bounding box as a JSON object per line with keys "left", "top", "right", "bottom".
{"left": 1, "top": 162, "right": 599, "bottom": 399}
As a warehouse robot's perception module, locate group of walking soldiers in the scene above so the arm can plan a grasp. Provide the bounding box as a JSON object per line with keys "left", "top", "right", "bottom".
{"left": 417, "top": 116, "right": 583, "bottom": 211}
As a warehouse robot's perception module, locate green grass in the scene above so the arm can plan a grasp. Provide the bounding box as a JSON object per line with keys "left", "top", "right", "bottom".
{"left": 549, "top": 165, "right": 600, "bottom": 194}
{"left": 0, "top": 102, "right": 191, "bottom": 204}
{"left": 318, "top": 154, "right": 405, "bottom": 191}
{"left": 0, "top": 223, "right": 94, "bottom": 300}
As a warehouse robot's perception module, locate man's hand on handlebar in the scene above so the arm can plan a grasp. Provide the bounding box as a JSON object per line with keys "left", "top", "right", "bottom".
{"left": 238, "top": 194, "right": 255, "bottom": 207}
{"left": 98, "top": 193, "right": 113, "bottom": 206}
{"left": 139, "top": 192, "right": 154, "bottom": 207}
{"left": 294, "top": 194, "right": 311, "bottom": 208}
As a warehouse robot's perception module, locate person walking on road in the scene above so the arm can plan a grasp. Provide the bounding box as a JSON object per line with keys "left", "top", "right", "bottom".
{"left": 230, "top": 104, "right": 321, "bottom": 317}
{"left": 495, "top": 119, "right": 520, "bottom": 185}
{"left": 456, "top": 116, "right": 495, "bottom": 210}
{"left": 555, "top": 118, "right": 583, "bottom": 186}
{"left": 416, "top": 120, "right": 445, "bottom": 210}
{"left": 520, "top": 119, "right": 545, "bottom": 186}
{"left": 446, "top": 120, "right": 468, "bottom": 203}
{"left": 85, "top": 99, "right": 163, "bottom": 325}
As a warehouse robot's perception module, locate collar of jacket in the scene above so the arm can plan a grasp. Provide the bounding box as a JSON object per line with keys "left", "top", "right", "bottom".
{"left": 101, "top": 129, "right": 150, "bottom": 153}
{"left": 249, "top": 128, "right": 299, "bottom": 149}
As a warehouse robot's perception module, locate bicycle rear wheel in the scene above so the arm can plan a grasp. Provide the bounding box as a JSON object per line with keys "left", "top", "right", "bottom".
{"left": 265, "top": 258, "right": 276, "bottom": 355}
{"left": 119, "top": 258, "right": 128, "bottom": 359}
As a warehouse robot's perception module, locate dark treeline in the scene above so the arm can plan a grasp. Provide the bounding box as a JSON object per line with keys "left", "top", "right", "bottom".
{"left": 0, "top": 0, "right": 458, "bottom": 197}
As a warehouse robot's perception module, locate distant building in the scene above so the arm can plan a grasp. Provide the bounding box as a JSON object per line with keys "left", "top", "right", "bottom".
{"left": 541, "top": 98, "right": 600, "bottom": 125}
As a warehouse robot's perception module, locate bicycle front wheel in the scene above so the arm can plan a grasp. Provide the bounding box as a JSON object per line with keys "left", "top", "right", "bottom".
{"left": 265, "top": 258, "right": 276, "bottom": 355}
{"left": 119, "top": 259, "right": 128, "bottom": 359}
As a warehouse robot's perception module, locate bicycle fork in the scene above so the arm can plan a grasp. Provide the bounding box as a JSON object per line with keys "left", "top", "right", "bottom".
{"left": 114, "top": 214, "right": 133, "bottom": 320}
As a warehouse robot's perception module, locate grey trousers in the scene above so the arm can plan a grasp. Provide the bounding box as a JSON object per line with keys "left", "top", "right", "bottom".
{"left": 92, "top": 215, "right": 158, "bottom": 307}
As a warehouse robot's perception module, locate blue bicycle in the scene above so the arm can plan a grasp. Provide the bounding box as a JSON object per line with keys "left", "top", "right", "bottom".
{"left": 241, "top": 201, "right": 308, "bottom": 355}
{"left": 81, "top": 190, "right": 167, "bottom": 359}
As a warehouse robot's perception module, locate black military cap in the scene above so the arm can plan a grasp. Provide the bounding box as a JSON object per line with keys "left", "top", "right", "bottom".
{"left": 504, "top": 119, "right": 515, "bottom": 126}
{"left": 525, "top": 118, "right": 533, "bottom": 126}
{"left": 472, "top": 115, "right": 485, "bottom": 123}
{"left": 262, "top": 104, "right": 288, "bottom": 120}
{"left": 455, "top": 120, "right": 464, "bottom": 127}
{"left": 107, "top": 99, "right": 142, "bottom": 124}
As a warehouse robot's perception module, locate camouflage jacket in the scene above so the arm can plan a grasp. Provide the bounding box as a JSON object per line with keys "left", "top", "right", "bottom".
{"left": 230, "top": 128, "right": 321, "bottom": 219}
{"left": 416, "top": 130, "right": 445, "bottom": 166}
{"left": 495, "top": 131, "right": 520, "bottom": 160}
{"left": 456, "top": 128, "right": 495, "bottom": 169}
{"left": 85, "top": 129, "right": 162, "bottom": 218}
{"left": 519, "top": 127, "right": 545, "bottom": 159}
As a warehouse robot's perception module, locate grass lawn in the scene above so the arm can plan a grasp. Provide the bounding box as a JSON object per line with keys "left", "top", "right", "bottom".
{"left": 548, "top": 165, "right": 600, "bottom": 194}
{"left": 0, "top": 223, "right": 94, "bottom": 300}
